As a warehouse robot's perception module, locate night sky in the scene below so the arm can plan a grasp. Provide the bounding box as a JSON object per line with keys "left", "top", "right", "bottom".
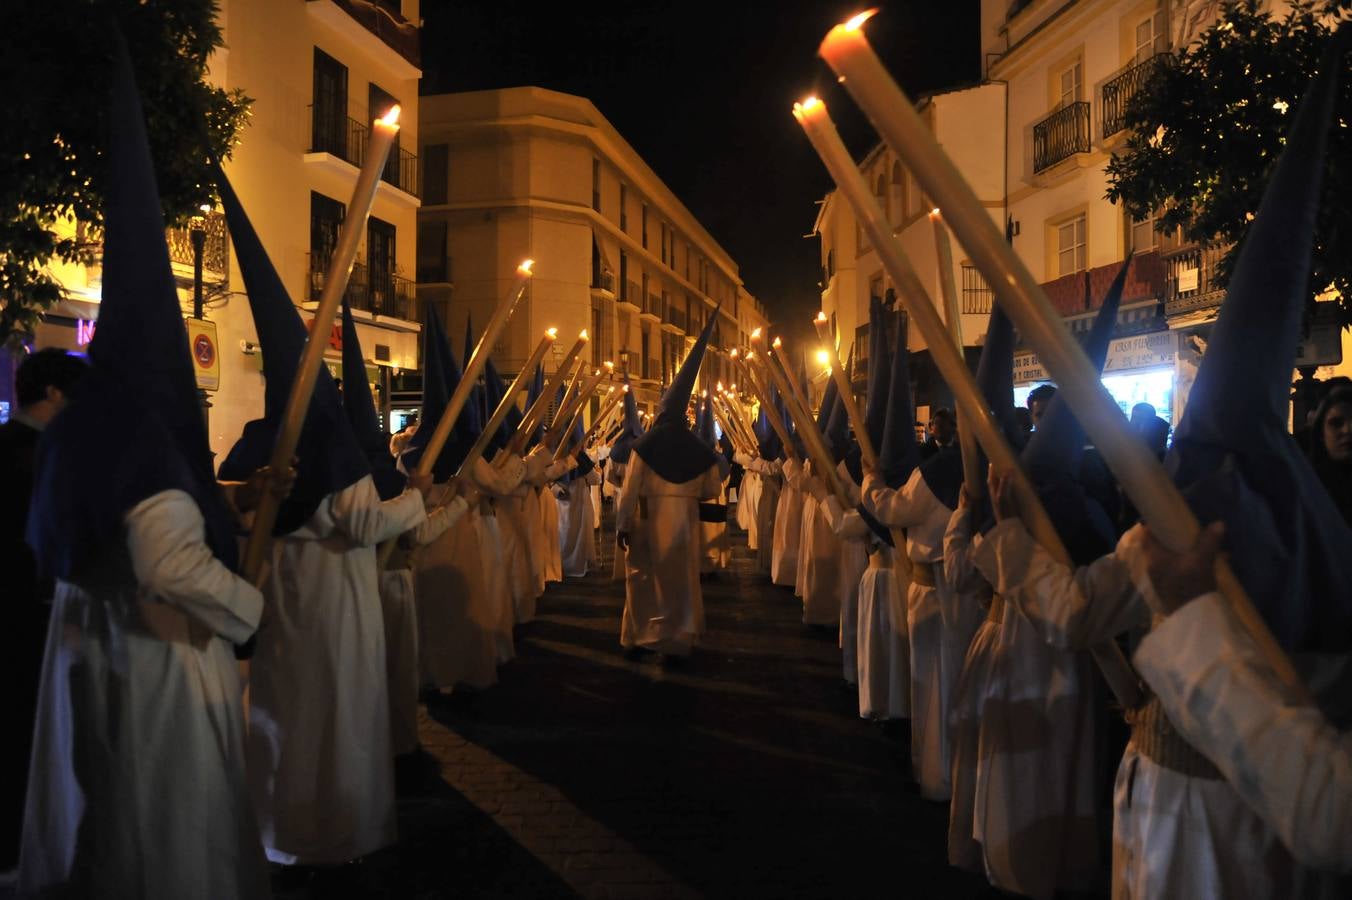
{"left": 420, "top": 1, "right": 980, "bottom": 338}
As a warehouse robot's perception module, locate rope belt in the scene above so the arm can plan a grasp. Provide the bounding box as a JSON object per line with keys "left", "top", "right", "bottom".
{"left": 1127, "top": 696, "right": 1221, "bottom": 780}
{"left": 985, "top": 592, "right": 1005, "bottom": 625}
{"left": 910, "top": 560, "right": 936, "bottom": 588}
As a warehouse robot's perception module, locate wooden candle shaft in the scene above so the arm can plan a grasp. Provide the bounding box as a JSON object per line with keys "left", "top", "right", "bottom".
{"left": 456, "top": 333, "right": 555, "bottom": 476}
{"left": 243, "top": 119, "right": 398, "bottom": 579}
{"left": 931, "top": 214, "right": 986, "bottom": 499}
{"left": 814, "top": 318, "right": 878, "bottom": 468}
{"left": 509, "top": 336, "right": 587, "bottom": 455}
{"left": 550, "top": 360, "right": 591, "bottom": 436}
{"left": 821, "top": 34, "right": 1298, "bottom": 694}
{"left": 554, "top": 370, "right": 609, "bottom": 462}
{"left": 798, "top": 99, "right": 1142, "bottom": 707}
{"left": 766, "top": 345, "right": 851, "bottom": 506}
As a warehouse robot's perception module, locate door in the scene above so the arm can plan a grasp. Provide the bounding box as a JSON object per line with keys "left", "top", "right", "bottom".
{"left": 367, "top": 216, "right": 396, "bottom": 314}
{"left": 312, "top": 49, "right": 348, "bottom": 157}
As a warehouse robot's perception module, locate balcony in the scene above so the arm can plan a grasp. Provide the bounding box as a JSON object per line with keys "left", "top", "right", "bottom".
{"left": 166, "top": 210, "right": 230, "bottom": 278}
{"left": 664, "top": 306, "right": 687, "bottom": 334}
{"left": 309, "top": 254, "right": 416, "bottom": 321}
{"left": 1038, "top": 251, "right": 1166, "bottom": 318}
{"left": 618, "top": 279, "right": 641, "bottom": 312}
{"left": 1163, "top": 242, "right": 1228, "bottom": 316}
{"left": 1102, "top": 54, "right": 1167, "bottom": 139}
{"left": 1033, "top": 101, "right": 1091, "bottom": 173}
{"left": 307, "top": 0, "right": 420, "bottom": 70}
{"left": 590, "top": 270, "right": 615, "bottom": 295}
{"left": 640, "top": 293, "right": 662, "bottom": 321}
{"left": 309, "top": 106, "right": 419, "bottom": 198}
{"left": 960, "top": 264, "right": 993, "bottom": 315}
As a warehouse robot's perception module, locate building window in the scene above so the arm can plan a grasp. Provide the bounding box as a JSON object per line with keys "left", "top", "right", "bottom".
{"left": 1134, "top": 12, "right": 1167, "bottom": 64}
{"left": 641, "top": 204, "right": 649, "bottom": 248}
{"left": 685, "top": 244, "right": 691, "bottom": 281}
{"left": 310, "top": 191, "right": 346, "bottom": 298}
{"left": 416, "top": 220, "right": 449, "bottom": 283}
{"left": 619, "top": 251, "right": 628, "bottom": 299}
{"left": 889, "top": 162, "right": 906, "bottom": 224}
{"left": 961, "top": 264, "right": 994, "bottom": 314}
{"left": 619, "top": 184, "right": 628, "bottom": 232}
{"left": 367, "top": 216, "right": 396, "bottom": 314}
{"left": 826, "top": 249, "right": 835, "bottom": 279}
{"left": 1128, "top": 207, "right": 1160, "bottom": 252}
{"left": 669, "top": 230, "right": 677, "bottom": 271}
{"left": 592, "top": 159, "right": 601, "bottom": 211}
{"left": 311, "top": 48, "right": 348, "bottom": 157}
{"left": 641, "top": 323, "right": 652, "bottom": 379}
{"left": 1056, "top": 214, "right": 1087, "bottom": 276}
{"left": 660, "top": 222, "right": 667, "bottom": 263}
{"left": 1057, "top": 59, "right": 1083, "bottom": 110}
{"left": 368, "top": 83, "right": 402, "bottom": 186}
{"left": 422, "top": 143, "right": 448, "bottom": 205}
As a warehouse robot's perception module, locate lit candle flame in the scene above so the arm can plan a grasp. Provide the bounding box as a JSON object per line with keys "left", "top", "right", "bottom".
{"left": 816, "top": 349, "right": 831, "bottom": 366}
{"left": 545, "top": 327, "right": 558, "bottom": 338}
{"left": 751, "top": 327, "right": 763, "bottom": 340}
{"left": 580, "top": 329, "right": 590, "bottom": 341}
{"left": 717, "top": 382, "right": 724, "bottom": 391}
{"left": 772, "top": 337, "right": 783, "bottom": 349}
{"left": 729, "top": 348, "right": 740, "bottom": 358}
{"left": 517, "top": 259, "right": 535, "bottom": 276}
{"left": 623, "top": 385, "right": 630, "bottom": 393}
{"left": 604, "top": 360, "right": 615, "bottom": 370}
{"left": 377, "top": 105, "right": 401, "bottom": 127}
{"left": 843, "top": 9, "right": 878, "bottom": 31}
{"left": 929, "top": 207, "right": 941, "bottom": 217}
{"left": 815, "top": 311, "right": 828, "bottom": 323}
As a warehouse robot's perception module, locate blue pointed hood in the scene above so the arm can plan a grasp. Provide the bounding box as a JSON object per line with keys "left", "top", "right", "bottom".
{"left": 341, "top": 300, "right": 406, "bottom": 500}
{"left": 483, "top": 352, "right": 511, "bottom": 454}
{"left": 610, "top": 373, "right": 644, "bottom": 465}
{"left": 400, "top": 304, "right": 474, "bottom": 479}
{"left": 864, "top": 297, "right": 892, "bottom": 455}
{"left": 879, "top": 319, "right": 920, "bottom": 491}
{"left": 28, "top": 28, "right": 236, "bottom": 578}
{"left": 975, "top": 299, "right": 1021, "bottom": 449}
{"left": 214, "top": 168, "right": 370, "bottom": 533}
{"left": 633, "top": 309, "right": 721, "bottom": 483}
{"left": 1019, "top": 258, "right": 1129, "bottom": 563}
{"left": 523, "top": 363, "right": 545, "bottom": 450}
{"left": 1169, "top": 24, "right": 1352, "bottom": 652}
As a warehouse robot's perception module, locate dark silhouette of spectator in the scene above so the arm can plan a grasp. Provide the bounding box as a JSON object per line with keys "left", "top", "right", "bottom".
{"left": 1308, "top": 384, "right": 1352, "bottom": 525}
{"left": 1027, "top": 383, "right": 1057, "bottom": 428}
{"left": 920, "top": 407, "right": 956, "bottom": 459}
{"left": 0, "top": 348, "right": 88, "bottom": 869}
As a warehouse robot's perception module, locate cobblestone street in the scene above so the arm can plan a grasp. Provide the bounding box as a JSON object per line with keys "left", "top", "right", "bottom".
{"left": 366, "top": 515, "right": 997, "bottom": 899}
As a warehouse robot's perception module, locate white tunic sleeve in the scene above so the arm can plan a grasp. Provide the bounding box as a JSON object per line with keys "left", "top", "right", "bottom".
{"left": 819, "top": 495, "right": 871, "bottom": 540}
{"left": 544, "top": 456, "right": 576, "bottom": 482}
{"left": 1134, "top": 592, "right": 1352, "bottom": 871}
{"left": 407, "top": 495, "right": 469, "bottom": 546}
{"left": 861, "top": 468, "right": 941, "bottom": 530}
{"left": 470, "top": 454, "right": 527, "bottom": 497}
{"left": 125, "top": 489, "right": 263, "bottom": 644}
{"left": 971, "top": 517, "right": 1149, "bottom": 648}
{"left": 942, "top": 506, "right": 986, "bottom": 596}
{"left": 329, "top": 477, "right": 428, "bottom": 547}
{"left": 748, "top": 458, "right": 782, "bottom": 477}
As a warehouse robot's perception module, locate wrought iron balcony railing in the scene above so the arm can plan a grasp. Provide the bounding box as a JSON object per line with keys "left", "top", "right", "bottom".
{"left": 1102, "top": 54, "right": 1167, "bottom": 138}
{"left": 1033, "top": 101, "right": 1091, "bottom": 173}
{"left": 166, "top": 210, "right": 230, "bottom": 276}
{"left": 310, "top": 106, "right": 419, "bottom": 197}
{"left": 309, "top": 254, "right": 416, "bottom": 320}
{"left": 1163, "top": 242, "right": 1228, "bottom": 315}
{"left": 960, "top": 264, "right": 993, "bottom": 314}
{"left": 308, "top": 0, "right": 420, "bottom": 68}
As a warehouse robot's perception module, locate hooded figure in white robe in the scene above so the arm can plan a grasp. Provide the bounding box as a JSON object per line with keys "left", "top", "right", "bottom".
{"left": 215, "top": 168, "right": 431, "bottom": 867}
{"left": 616, "top": 313, "right": 723, "bottom": 656}
{"left": 20, "top": 50, "right": 270, "bottom": 896}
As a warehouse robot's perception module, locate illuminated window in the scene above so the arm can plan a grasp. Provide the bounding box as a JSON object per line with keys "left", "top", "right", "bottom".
{"left": 1057, "top": 60, "right": 1082, "bottom": 109}
{"left": 1057, "top": 214, "right": 1087, "bottom": 276}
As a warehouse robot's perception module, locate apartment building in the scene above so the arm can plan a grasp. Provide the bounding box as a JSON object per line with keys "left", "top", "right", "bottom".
{"left": 815, "top": 82, "right": 1007, "bottom": 417}
{"left": 417, "top": 87, "right": 769, "bottom": 420}
{"left": 6, "top": 0, "right": 425, "bottom": 454}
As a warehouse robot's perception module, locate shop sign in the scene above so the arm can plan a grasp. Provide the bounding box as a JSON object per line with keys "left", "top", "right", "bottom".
{"left": 1177, "top": 268, "right": 1199, "bottom": 293}
{"left": 186, "top": 317, "right": 220, "bottom": 392}
{"left": 1014, "top": 330, "right": 1177, "bottom": 384}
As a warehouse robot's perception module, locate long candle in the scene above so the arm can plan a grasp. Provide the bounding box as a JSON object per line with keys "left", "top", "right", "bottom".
{"left": 583, "top": 385, "right": 625, "bottom": 446}
{"left": 415, "top": 259, "right": 534, "bottom": 480}
{"left": 819, "top": 18, "right": 1298, "bottom": 695}
{"left": 766, "top": 337, "right": 850, "bottom": 504}
{"left": 553, "top": 364, "right": 612, "bottom": 462}
{"left": 459, "top": 328, "right": 556, "bottom": 474}
{"left": 742, "top": 350, "right": 800, "bottom": 463}
{"left": 549, "top": 358, "right": 591, "bottom": 434}
{"left": 931, "top": 210, "right": 983, "bottom": 498}
{"left": 243, "top": 106, "right": 401, "bottom": 579}
{"left": 508, "top": 329, "right": 588, "bottom": 454}
{"left": 795, "top": 95, "right": 1141, "bottom": 707}
{"left": 813, "top": 311, "right": 878, "bottom": 468}
{"left": 712, "top": 390, "right": 752, "bottom": 455}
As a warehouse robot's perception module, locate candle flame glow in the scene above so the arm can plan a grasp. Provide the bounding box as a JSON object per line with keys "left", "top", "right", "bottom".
{"left": 772, "top": 337, "right": 783, "bottom": 349}
{"left": 815, "top": 311, "right": 828, "bottom": 323}
{"left": 729, "top": 348, "right": 739, "bottom": 358}
{"left": 843, "top": 9, "right": 878, "bottom": 31}
{"left": 605, "top": 361, "right": 615, "bottom": 370}
{"left": 623, "top": 385, "right": 630, "bottom": 393}
{"left": 816, "top": 349, "right": 831, "bottom": 366}
{"left": 580, "top": 329, "right": 590, "bottom": 341}
{"left": 717, "top": 382, "right": 724, "bottom": 391}
{"left": 929, "top": 207, "right": 941, "bottom": 217}
{"left": 377, "top": 105, "right": 401, "bottom": 126}
{"left": 751, "top": 327, "right": 763, "bottom": 340}
{"left": 517, "top": 259, "right": 535, "bottom": 276}
{"left": 545, "top": 328, "right": 558, "bottom": 338}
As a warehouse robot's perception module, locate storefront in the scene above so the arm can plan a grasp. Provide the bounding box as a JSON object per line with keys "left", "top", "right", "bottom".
{"left": 1013, "top": 329, "right": 1179, "bottom": 425}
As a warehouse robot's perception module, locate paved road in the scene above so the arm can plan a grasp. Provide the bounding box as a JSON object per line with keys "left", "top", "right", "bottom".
{"left": 365, "top": 518, "right": 1001, "bottom": 899}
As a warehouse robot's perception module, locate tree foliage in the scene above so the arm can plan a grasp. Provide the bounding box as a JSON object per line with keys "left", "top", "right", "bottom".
{"left": 1106, "top": 0, "right": 1351, "bottom": 322}
{"left": 0, "top": 0, "right": 250, "bottom": 344}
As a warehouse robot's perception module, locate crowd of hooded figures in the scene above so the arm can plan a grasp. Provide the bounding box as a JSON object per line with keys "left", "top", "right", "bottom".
{"left": 6, "top": 20, "right": 1352, "bottom": 900}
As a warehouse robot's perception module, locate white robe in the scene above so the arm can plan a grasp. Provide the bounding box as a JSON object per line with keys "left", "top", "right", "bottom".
{"left": 538, "top": 485, "right": 563, "bottom": 585}
{"left": 416, "top": 505, "right": 496, "bottom": 690}
{"left": 949, "top": 508, "right": 1100, "bottom": 899}
{"left": 754, "top": 465, "right": 781, "bottom": 575}
{"left": 862, "top": 468, "right": 962, "bottom": 801}
{"left": 20, "top": 489, "right": 268, "bottom": 900}
{"left": 855, "top": 540, "right": 911, "bottom": 720}
{"left": 699, "top": 458, "right": 731, "bottom": 574}
{"left": 976, "top": 519, "right": 1346, "bottom": 899}
{"left": 558, "top": 469, "right": 600, "bottom": 578}
{"left": 497, "top": 447, "right": 545, "bottom": 623}
{"left": 469, "top": 455, "right": 527, "bottom": 663}
{"left": 818, "top": 487, "right": 870, "bottom": 685}
{"left": 737, "top": 468, "right": 760, "bottom": 544}
{"left": 248, "top": 475, "right": 426, "bottom": 865}
{"left": 379, "top": 496, "right": 466, "bottom": 756}
{"left": 616, "top": 454, "right": 721, "bottom": 655}
{"left": 769, "top": 459, "right": 803, "bottom": 587}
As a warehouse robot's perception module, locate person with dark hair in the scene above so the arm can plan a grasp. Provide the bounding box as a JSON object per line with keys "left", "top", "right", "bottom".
{"left": 1026, "top": 384, "right": 1057, "bottom": 427}
{"left": 920, "top": 407, "right": 956, "bottom": 459}
{"left": 1308, "top": 384, "right": 1352, "bottom": 524}
{"left": 0, "top": 348, "right": 87, "bottom": 871}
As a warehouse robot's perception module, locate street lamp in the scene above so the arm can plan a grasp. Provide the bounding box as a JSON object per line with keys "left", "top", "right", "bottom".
{"left": 190, "top": 204, "right": 212, "bottom": 429}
